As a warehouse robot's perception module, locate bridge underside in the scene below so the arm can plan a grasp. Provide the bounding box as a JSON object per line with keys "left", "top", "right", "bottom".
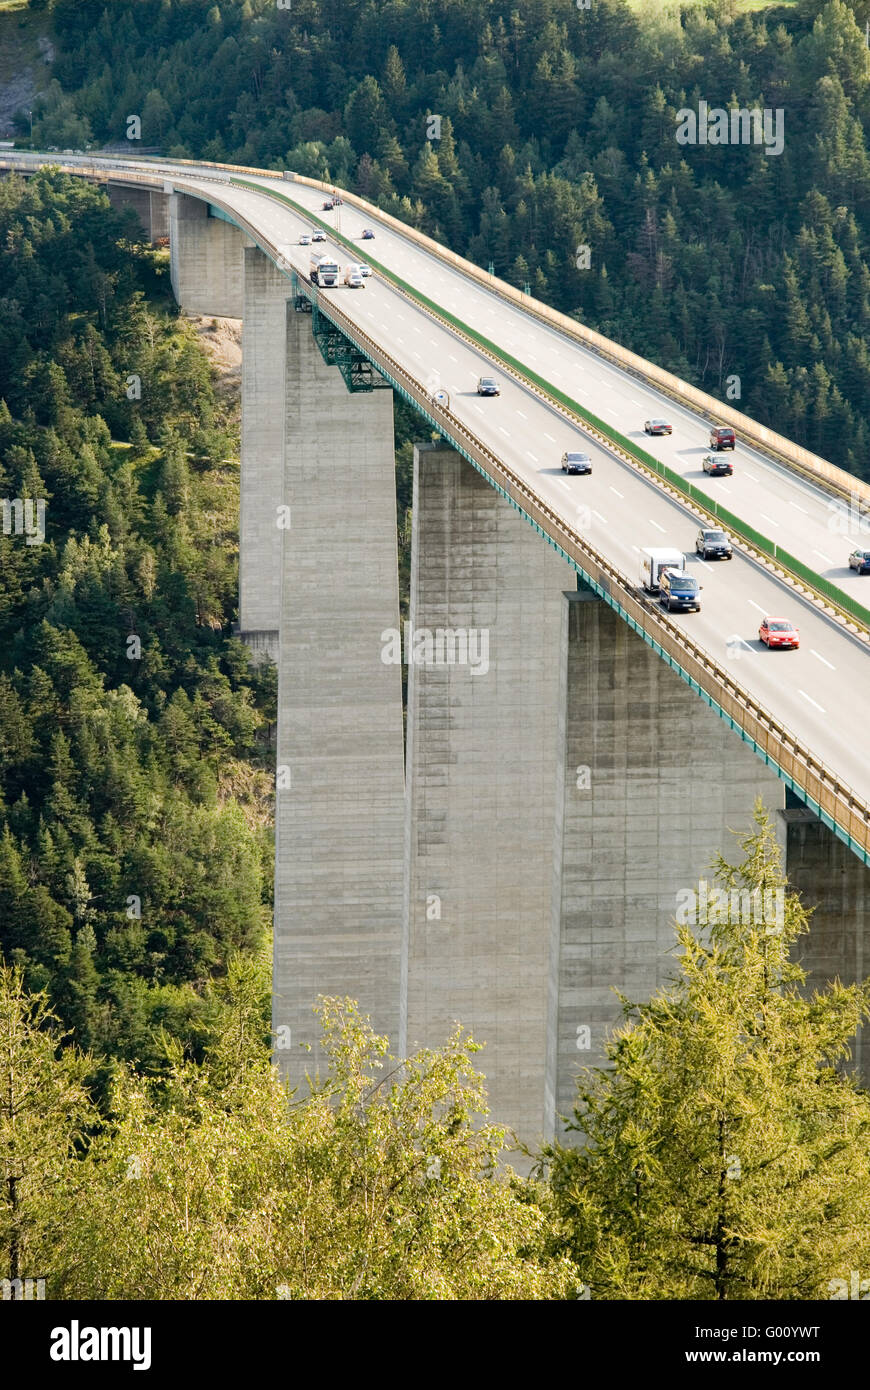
{"left": 167, "top": 192, "right": 870, "bottom": 1154}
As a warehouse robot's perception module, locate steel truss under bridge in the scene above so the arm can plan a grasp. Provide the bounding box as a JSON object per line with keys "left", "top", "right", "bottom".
{"left": 296, "top": 290, "right": 389, "bottom": 393}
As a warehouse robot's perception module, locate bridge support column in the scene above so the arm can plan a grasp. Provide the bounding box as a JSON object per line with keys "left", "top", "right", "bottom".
{"left": 168, "top": 191, "right": 251, "bottom": 316}
{"left": 238, "top": 247, "right": 293, "bottom": 660}
{"left": 106, "top": 181, "right": 169, "bottom": 243}
{"left": 552, "top": 590, "right": 786, "bottom": 1132}
{"left": 402, "top": 443, "right": 573, "bottom": 1155}
{"left": 783, "top": 805, "right": 870, "bottom": 1077}
{"left": 272, "top": 304, "right": 405, "bottom": 1078}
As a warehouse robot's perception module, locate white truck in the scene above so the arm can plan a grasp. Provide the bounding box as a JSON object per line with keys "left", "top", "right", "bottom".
{"left": 310, "top": 254, "right": 339, "bottom": 287}
{"left": 639, "top": 547, "right": 685, "bottom": 593}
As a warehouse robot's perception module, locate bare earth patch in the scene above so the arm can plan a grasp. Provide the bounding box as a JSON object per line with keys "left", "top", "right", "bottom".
{"left": 188, "top": 315, "right": 243, "bottom": 396}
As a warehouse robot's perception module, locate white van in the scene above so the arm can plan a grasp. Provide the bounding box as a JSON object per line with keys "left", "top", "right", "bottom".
{"left": 344, "top": 264, "right": 364, "bottom": 288}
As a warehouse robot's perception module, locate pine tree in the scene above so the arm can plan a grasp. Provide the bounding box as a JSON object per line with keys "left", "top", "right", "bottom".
{"left": 546, "top": 805, "right": 870, "bottom": 1300}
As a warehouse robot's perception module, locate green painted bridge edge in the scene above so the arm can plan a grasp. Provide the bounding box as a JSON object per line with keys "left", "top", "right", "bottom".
{"left": 286, "top": 267, "right": 870, "bottom": 867}
{"left": 230, "top": 176, "right": 870, "bottom": 636}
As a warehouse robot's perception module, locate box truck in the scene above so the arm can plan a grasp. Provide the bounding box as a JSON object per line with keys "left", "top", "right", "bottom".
{"left": 639, "top": 547, "right": 684, "bottom": 593}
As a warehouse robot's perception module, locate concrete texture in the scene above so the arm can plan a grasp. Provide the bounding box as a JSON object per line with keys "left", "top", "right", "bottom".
{"left": 783, "top": 804, "right": 870, "bottom": 1078}
{"left": 272, "top": 306, "right": 405, "bottom": 1083}
{"left": 106, "top": 181, "right": 169, "bottom": 242}
{"left": 553, "top": 590, "right": 786, "bottom": 1134}
{"left": 169, "top": 191, "right": 251, "bottom": 316}
{"left": 239, "top": 247, "right": 293, "bottom": 649}
{"left": 402, "top": 443, "right": 573, "bottom": 1156}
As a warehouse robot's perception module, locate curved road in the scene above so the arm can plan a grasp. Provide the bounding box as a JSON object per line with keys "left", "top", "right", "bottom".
{"left": 8, "top": 153, "right": 870, "bottom": 825}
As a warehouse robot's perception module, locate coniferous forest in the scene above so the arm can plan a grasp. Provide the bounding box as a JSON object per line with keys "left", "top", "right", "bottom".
{"left": 25, "top": 0, "right": 870, "bottom": 478}
{"left": 3, "top": 0, "right": 870, "bottom": 1308}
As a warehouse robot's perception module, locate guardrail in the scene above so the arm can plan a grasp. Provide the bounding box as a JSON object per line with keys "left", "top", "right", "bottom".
{"left": 230, "top": 176, "right": 870, "bottom": 641}
{"left": 10, "top": 156, "right": 870, "bottom": 632}
{"left": 277, "top": 170, "right": 870, "bottom": 511}
{"left": 5, "top": 155, "right": 870, "bottom": 856}
{"left": 10, "top": 152, "right": 870, "bottom": 507}
{"left": 296, "top": 274, "right": 870, "bottom": 862}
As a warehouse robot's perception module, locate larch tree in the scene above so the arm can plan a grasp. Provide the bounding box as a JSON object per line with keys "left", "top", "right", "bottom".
{"left": 545, "top": 805, "right": 870, "bottom": 1300}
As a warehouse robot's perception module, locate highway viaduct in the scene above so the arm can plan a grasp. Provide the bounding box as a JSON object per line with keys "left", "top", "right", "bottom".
{"left": 5, "top": 153, "right": 870, "bottom": 1156}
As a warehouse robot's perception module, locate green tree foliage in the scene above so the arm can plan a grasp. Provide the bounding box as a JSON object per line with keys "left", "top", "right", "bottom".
{"left": 0, "top": 964, "right": 98, "bottom": 1284}
{"left": 0, "top": 960, "right": 578, "bottom": 1300}
{"left": 31, "top": 0, "right": 870, "bottom": 475}
{"left": 545, "top": 806, "right": 870, "bottom": 1300}
{"left": 0, "top": 172, "right": 274, "bottom": 1067}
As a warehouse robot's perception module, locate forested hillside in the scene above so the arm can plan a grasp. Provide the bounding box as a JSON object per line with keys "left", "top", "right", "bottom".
{"left": 0, "top": 170, "right": 276, "bottom": 1075}
{"left": 21, "top": 0, "right": 870, "bottom": 477}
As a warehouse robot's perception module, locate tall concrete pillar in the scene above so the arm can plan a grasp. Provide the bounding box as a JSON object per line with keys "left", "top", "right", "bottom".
{"left": 272, "top": 308, "right": 405, "bottom": 1079}
{"left": 169, "top": 191, "right": 251, "bottom": 316}
{"left": 553, "top": 590, "right": 786, "bottom": 1131}
{"left": 783, "top": 804, "right": 870, "bottom": 1077}
{"left": 106, "top": 182, "right": 169, "bottom": 243}
{"left": 402, "top": 442, "right": 573, "bottom": 1154}
{"left": 238, "top": 247, "right": 293, "bottom": 660}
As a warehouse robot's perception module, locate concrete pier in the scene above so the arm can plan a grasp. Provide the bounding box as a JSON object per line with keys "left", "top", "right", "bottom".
{"left": 106, "top": 181, "right": 169, "bottom": 242}
{"left": 272, "top": 306, "right": 405, "bottom": 1079}
{"left": 402, "top": 443, "right": 573, "bottom": 1151}
{"left": 238, "top": 247, "right": 293, "bottom": 655}
{"left": 782, "top": 804, "right": 870, "bottom": 1078}
{"left": 169, "top": 192, "right": 251, "bottom": 316}
{"left": 552, "top": 590, "right": 786, "bottom": 1131}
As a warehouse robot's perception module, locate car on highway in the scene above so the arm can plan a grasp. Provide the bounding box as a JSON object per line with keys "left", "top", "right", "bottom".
{"left": 703, "top": 453, "right": 733, "bottom": 476}
{"left": 561, "top": 451, "right": 592, "bottom": 475}
{"left": 659, "top": 568, "right": 702, "bottom": 612}
{"left": 299, "top": 233, "right": 311, "bottom": 245}
{"left": 849, "top": 548, "right": 870, "bottom": 573}
{"left": 361, "top": 228, "right": 375, "bottom": 240}
{"left": 477, "top": 376, "right": 500, "bottom": 396}
{"left": 312, "top": 230, "right": 327, "bottom": 242}
{"left": 644, "top": 418, "right": 672, "bottom": 436}
{"left": 710, "top": 425, "right": 736, "bottom": 450}
{"left": 321, "top": 200, "right": 333, "bottom": 211}
{"left": 344, "top": 265, "right": 364, "bottom": 288}
{"left": 758, "top": 617, "right": 800, "bottom": 650}
{"left": 357, "top": 262, "right": 371, "bottom": 277}
{"left": 696, "top": 527, "right": 732, "bottom": 559}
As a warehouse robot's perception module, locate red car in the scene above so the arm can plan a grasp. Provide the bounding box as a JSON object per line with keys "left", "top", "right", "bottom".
{"left": 759, "top": 617, "right": 799, "bottom": 649}
{"left": 710, "top": 425, "right": 736, "bottom": 451}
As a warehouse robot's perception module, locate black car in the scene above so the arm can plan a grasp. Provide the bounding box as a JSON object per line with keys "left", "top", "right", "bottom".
{"left": 696, "top": 527, "right": 732, "bottom": 559}
{"left": 659, "top": 568, "right": 702, "bottom": 612}
{"left": 361, "top": 228, "right": 375, "bottom": 239}
{"left": 477, "top": 376, "right": 500, "bottom": 396}
{"left": 849, "top": 548, "right": 870, "bottom": 573}
{"left": 702, "top": 453, "right": 733, "bottom": 476}
{"left": 561, "top": 451, "right": 592, "bottom": 475}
